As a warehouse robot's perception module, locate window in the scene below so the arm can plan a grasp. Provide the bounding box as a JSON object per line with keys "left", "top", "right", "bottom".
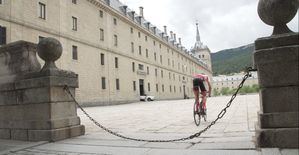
{"left": 100, "top": 53, "right": 104, "bottom": 65}
{"left": 159, "top": 44, "right": 161, "bottom": 49}
{"left": 101, "top": 77, "right": 106, "bottom": 89}
{"left": 138, "top": 32, "right": 141, "bottom": 38}
{"left": 162, "top": 84, "right": 164, "bottom": 92}
{"left": 169, "top": 72, "right": 171, "bottom": 79}
{"left": 154, "top": 53, "right": 157, "bottom": 61}
{"left": 161, "top": 70, "right": 163, "bottom": 78}
{"left": 160, "top": 55, "right": 162, "bottom": 64}
{"left": 100, "top": 29, "right": 104, "bottom": 41}
{"left": 72, "top": 16, "right": 77, "bottom": 31}
{"left": 133, "top": 81, "right": 136, "bottom": 91}
{"left": 145, "top": 36, "right": 147, "bottom": 41}
{"left": 146, "top": 49, "right": 148, "bottom": 58}
{"left": 0, "top": 26, "right": 6, "bottom": 45}
{"left": 39, "top": 2, "right": 46, "bottom": 19}
{"left": 130, "top": 27, "right": 133, "bottom": 34}
{"left": 132, "top": 62, "right": 135, "bottom": 72}
{"left": 202, "top": 55, "right": 205, "bottom": 58}
{"left": 174, "top": 86, "right": 176, "bottom": 93}
{"left": 147, "top": 66, "right": 149, "bottom": 75}
{"left": 131, "top": 42, "right": 134, "bottom": 53}
{"left": 72, "top": 0, "right": 77, "bottom": 4}
{"left": 0, "top": 0, "right": 2, "bottom": 4}
{"left": 139, "top": 46, "right": 142, "bottom": 55}
{"left": 170, "top": 85, "right": 172, "bottom": 92}
{"left": 115, "top": 57, "right": 118, "bottom": 68}
{"left": 155, "top": 68, "right": 157, "bottom": 76}
{"left": 153, "top": 40, "right": 156, "bottom": 46}
{"left": 113, "top": 18, "right": 117, "bottom": 25}
{"left": 114, "top": 35, "right": 118, "bottom": 46}
{"left": 116, "top": 79, "right": 120, "bottom": 90}
{"left": 99, "top": 10, "right": 103, "bottom": 18}
{"left": 138, "top": 64, "right": 144, "bottom": 70}
{"left": 148, "top": 83, "right": 150, "bottom": 92}
{"left": 72, "top": 45, "right": 78, "bottom": 60}
{"left": 156, "top": 84, "right": 158, "bottom": 92}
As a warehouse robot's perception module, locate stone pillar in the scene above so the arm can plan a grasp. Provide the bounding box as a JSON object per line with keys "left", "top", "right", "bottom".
{"left": 0, "top": 38, "right": 85, "bottom": 141}
{"left": 254, "top": 0, "right": 298, "bottom": 148}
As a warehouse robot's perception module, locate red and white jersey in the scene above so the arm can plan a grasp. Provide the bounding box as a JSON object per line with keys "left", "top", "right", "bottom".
{"left": 193, "top": 74, "right": 209, "bottom": 82}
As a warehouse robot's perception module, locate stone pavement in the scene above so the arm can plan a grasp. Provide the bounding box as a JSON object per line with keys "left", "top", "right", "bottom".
{"left": 1, "top": 94, "right": 298, "bottom": 155}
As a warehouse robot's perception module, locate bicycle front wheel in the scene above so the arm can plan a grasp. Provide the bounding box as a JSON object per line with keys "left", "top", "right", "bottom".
{"left": 193, "top": 101, "right": 201, "bottom": 126}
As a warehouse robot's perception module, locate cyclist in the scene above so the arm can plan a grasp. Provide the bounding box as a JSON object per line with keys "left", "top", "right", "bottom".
{"left": 193, "top": 73, "right": 211, "bottom": 114}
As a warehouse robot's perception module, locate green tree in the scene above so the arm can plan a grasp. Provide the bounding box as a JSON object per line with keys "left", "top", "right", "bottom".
{"left": 213, "top": 88, "right": 220, "bottom": 96}
{"left": 220, "top": 87, "right": 230, "bottom": 96}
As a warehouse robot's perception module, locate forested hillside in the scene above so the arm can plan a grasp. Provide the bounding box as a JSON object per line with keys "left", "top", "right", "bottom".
{"left": 211, "top": 44, "right": 254, "bottom": 75}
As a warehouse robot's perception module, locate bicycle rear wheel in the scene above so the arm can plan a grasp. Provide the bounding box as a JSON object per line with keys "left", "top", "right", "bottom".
{"left": 193, "top": 101, "right": 201, "bottom": 126}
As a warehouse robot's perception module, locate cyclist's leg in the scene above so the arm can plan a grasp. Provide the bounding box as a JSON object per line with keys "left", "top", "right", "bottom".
{"left": 193, "top": 78, "right": 200, "bottom": 111}
{"left": 193, "top": 87, "right": 200, "bottom": 111}
{"left": 201, "top": 91, "right": 207, "bottom": 112}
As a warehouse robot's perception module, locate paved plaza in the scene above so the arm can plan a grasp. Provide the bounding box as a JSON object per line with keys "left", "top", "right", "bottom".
{"left": 1, "top": 94, "right": 298, "bottom": 155}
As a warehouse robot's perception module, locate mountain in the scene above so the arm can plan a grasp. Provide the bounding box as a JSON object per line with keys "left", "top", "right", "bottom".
{"left": 211, "top": 44, "right": 254, "bottom": 75}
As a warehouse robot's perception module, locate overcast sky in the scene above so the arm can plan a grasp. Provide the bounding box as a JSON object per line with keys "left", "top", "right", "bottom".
{"left": 120, "top": 0, "right": 298, "bottom": 53}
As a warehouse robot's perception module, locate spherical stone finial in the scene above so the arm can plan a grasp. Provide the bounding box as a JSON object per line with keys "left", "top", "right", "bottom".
{"left": 37, "top": 37, "right": 62, "bottom": 70}
{"left": 258, "top": 0, "right": 298, "bottom": 35}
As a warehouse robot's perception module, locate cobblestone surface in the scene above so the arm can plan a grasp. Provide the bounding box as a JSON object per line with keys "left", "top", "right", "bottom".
{"left": 2, "top": 94, "right": 298, "bottom": 155}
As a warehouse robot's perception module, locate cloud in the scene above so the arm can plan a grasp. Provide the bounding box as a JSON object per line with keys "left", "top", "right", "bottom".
{"left": 121, "top": 0, "right": 298, "bottom": 52}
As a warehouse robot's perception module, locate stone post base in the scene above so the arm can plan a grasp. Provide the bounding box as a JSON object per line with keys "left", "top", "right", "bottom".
{"left": 0, "top": 69, "right": 85, "bottom": 142}
{"left": 254, "top": 33, "right": 299, "bottom": 148}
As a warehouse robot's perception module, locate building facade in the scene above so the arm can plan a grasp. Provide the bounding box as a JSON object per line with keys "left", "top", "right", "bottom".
{"left": 212, "top": 72, "right": 258, "bottom": 94}
{"left": 0, "top": 0, "right": 212, "bottom": 106}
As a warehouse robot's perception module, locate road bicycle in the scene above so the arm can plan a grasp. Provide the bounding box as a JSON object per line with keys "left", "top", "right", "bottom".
{"left": 193, "top": 96, "right": 207, "bottom": 126}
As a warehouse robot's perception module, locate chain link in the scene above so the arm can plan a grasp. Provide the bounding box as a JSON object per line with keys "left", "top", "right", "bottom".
{"left": 64, "top": 67, "right": 255, "bottom": 143}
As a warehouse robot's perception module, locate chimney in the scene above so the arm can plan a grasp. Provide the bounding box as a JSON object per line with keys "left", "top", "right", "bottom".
{"left": 170, "top": 31, "right": 173, "bottom": 39}
{"left": 145, "top": 22, "right": 150, "bottom": 29}
{"left": 179, "top": 38, "right": 182, "bottom": 45}
{"left": 105, "top": 0, "right": 110, "bottom": 5}
{"left": 120, "top": 5, "right": 127, "bottom": 15}
{"left": 129, "top": 11, "right": 135, "bottom": 20}
{"left": 152, "top": 26, "right": 156, "bottom": 34}
{"left": 139, "top": 6, "right": 144, "bottom": 18}
{"left": 163, "top": 26, "right": 167, "bottom": 35}
{"left": 136, "top": 16, "right": 142, "bottom": 24}
{"left": 174, "top": 33, "right": 177, "bottom": 42}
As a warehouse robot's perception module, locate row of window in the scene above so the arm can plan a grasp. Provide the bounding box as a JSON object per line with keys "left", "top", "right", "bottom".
{"left": 36, "top": 1, "right": 197, "bottom": 74}
{"left": 101, "top": 77, "right": 120, "bottom": 90}
{"left": 99, "top": 52, "right": 190, "bottom": 81}
{"left": 38, "top": 2, "right": 78, "bottom": 31}
{"left": 101, "top": 77, "right": 188, "bottom": 94}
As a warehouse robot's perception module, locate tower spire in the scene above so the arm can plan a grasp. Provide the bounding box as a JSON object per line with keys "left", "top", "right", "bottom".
{"left": 196, "top": 21, "right": 200, "bottom": 42}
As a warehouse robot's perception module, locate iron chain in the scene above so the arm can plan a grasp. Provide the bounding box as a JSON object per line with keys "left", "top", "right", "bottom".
{"left": 64, "top": 67, "right": 255, "bottom": 143}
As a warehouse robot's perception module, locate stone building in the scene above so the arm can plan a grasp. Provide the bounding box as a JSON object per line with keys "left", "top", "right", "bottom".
{"left": 212, "top": 72, "right": 258, "bottom": 94}
{"left": 0, "top": 0, "right": 212, "bottom": 106}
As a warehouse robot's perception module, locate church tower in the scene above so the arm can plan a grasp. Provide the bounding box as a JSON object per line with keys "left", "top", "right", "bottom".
{"left": 191, "top": 22, "right": 212, "bottom": 71}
